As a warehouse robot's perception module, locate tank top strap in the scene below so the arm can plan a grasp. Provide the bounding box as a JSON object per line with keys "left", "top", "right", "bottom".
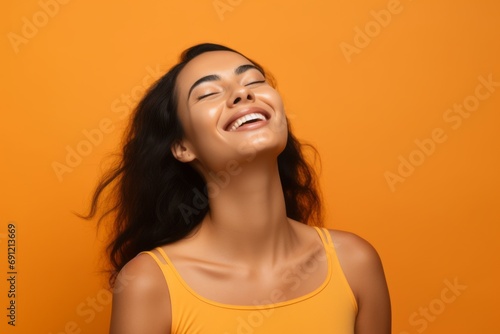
{"left": 139, "top": 247, "right": 182, "bottom": 286}
{"left": 312, "top": 226, "right": 335, "bottom": 249}
{"left": 155, "top": 246, "right": 170, "bottom": 263}
{"left": 139, "top": 247, "right": 174, "bottom": 268}
{"left": 139, "top": 249, "right": 166, "bottom": 267}
{"left": 139, "top": 249, "right": 156, "bottom": 261}
{"left": 312, "top": 226, "right": 358, "bottom": 313}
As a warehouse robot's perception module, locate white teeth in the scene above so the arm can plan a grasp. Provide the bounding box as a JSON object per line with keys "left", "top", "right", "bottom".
{"left": 229, "top": 113, "right": 266, "bottom": 131}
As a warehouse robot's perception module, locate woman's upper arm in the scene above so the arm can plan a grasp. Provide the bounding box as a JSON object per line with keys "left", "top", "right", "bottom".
{"left": 329, "top": 230, "right": 392, "bottom": 334}
{"left": 109, "top": 253, "right": 172, "bottom": 334}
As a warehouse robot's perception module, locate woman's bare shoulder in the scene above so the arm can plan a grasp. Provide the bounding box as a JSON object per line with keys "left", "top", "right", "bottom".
{"left": 114, "top": 252, "right": 167, "bottom": 293}
{"left": 109, "top": 252, "right": 171, "bottom": 334}
{"left": 325, "top": 229, "right": 388, "bottom": 296}
{"left": 325, "top": 229, "right": 391, "bottom": 333}
{"left": 327, "top": 229, "right": 382, "bottom": 262}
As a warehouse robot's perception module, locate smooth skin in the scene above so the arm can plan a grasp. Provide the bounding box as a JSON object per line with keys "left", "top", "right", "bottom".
{"left": 109, "top": 51, "right": 391, "bottom": 334}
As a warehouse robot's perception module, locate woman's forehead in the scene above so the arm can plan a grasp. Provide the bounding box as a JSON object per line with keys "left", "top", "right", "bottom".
{"left": 177, "top": 51, "right": 253, "bottom": 87}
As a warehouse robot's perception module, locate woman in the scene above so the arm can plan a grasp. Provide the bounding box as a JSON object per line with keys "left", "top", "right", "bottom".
{"left": 83, "top": 43, "right": 391, "bottom": 333}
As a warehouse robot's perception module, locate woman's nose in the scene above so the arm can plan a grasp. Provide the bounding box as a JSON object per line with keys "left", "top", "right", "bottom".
{"left": 227, "top": 85, "right": 255, "bottom": 107}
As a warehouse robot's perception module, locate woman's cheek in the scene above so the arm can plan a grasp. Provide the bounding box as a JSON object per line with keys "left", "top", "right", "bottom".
{"left": 259, "top": 90, "right": 284, "bottom": 111}
{"left": 189, "top": 105, "right": 223, "bottom": 144}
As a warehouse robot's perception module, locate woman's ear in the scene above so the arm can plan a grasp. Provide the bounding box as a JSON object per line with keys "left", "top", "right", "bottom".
{"left": 171, "top": 140, "right": 196, "bottom": 163}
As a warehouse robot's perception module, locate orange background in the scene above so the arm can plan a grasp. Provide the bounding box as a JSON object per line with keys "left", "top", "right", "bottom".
{"left": 1, "top": 0, "right": 499, "bottom": 333}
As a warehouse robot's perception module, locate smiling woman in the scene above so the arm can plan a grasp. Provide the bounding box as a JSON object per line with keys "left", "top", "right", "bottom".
{"left": 79, "top": 43, "right": 391, "bottom": 334}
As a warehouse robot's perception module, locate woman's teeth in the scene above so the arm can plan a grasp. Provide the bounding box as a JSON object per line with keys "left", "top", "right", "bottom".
{"left": 229, "top": 113, "right": 266, "bottom": 131}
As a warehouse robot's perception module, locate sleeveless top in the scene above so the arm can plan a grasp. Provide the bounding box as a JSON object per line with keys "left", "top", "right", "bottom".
{"left": 142, "top": 226, "right": 358, "bottom": 333}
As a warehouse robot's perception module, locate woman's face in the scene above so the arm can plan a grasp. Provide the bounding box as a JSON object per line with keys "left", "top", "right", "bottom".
{"left": 173, "top": 51, "right": 288, "bottom": 173}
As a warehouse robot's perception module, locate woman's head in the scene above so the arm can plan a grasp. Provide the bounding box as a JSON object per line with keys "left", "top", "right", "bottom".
{"left": 172, "top": 47, "right": 289, "bottom": 177}
{"left": 81, "top": 43, "right": 322, "bottom": 285}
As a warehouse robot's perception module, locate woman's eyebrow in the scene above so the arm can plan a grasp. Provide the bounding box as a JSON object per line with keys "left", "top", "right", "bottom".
{"left": 187, "top": 64, "right": 264, "bottom": 99}
{"left": 234, "top": 64, "right": 262, "bottom": 75}
{"left": 188, "top": 74, "right": 220, "bottom": 99}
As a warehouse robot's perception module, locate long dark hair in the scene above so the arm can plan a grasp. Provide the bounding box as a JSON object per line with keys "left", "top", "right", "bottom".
{"left": 78, "top": 43, "right": 323, "bottom": 285}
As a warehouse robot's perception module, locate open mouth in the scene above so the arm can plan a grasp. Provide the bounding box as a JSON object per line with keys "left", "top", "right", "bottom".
{"left": 225, "top": 110, "right": 270, "bottom": 132}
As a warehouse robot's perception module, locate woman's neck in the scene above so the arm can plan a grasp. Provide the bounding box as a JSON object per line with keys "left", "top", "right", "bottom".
{"left": 192, "top": 157, "right": 299, "bottom": 268}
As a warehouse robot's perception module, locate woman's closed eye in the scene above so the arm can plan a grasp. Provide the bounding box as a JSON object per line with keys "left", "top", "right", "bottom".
{"left": 197, "top": 92, "right": 218, "bottom": 100}
{"left": 197, "top": 80, "right": 266, "bottom": 100}
{"left": 245, "top": 80, "right": 266, "bottom": 86}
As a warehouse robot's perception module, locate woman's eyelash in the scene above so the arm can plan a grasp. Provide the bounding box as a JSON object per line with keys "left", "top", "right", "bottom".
{"left": 197, "top": 92, "right": 217, "bottom": 100}
{"left": 197, "top": 80, "right": 265, "bottom": 100}
{"left": 246, "top": 80, "right": 266, "bottom": 86}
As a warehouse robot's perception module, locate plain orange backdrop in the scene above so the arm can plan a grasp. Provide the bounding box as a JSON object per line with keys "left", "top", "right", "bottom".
{"left": 1, "top": 0, "right": 499, "bottom": 333}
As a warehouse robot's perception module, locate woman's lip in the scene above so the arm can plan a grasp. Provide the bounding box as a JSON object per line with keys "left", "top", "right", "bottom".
{"left": 228, "top": 118, "right": 269, "bottom": 132}
{"left": 223, "top": 107, "right": 271, "bottom": 131}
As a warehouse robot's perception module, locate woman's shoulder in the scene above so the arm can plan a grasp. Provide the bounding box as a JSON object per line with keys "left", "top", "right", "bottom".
{"left": 115, "top": 251, "right": 167, "bottom": 291}
{"left": 323, "top": 228, "right": 389, "bottom": 306}
{"left": 109, "top": 252, "right": 172, "bottom": 333}
{"left": 112, "top": 251, "right": 171, "bottom": 308}
{"left": 297, "top": 222, "right": 384, "bottom": 275}
{"left": 325, "top": 228, "right": 385, "bottom": 276}
{"left": 326, "top": 228, "right": 382, "bottom": 262}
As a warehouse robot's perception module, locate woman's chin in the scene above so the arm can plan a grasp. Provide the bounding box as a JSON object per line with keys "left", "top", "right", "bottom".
{"left": 233, "top": 128, "right": 287, "bottom": 159}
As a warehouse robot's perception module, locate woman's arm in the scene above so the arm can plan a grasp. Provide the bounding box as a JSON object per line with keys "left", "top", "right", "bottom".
{"left": 329, "top": 230, "right": 392, "bottom": 334}
{"left": 109, "top": 253, "right": 172, "bottom": 334}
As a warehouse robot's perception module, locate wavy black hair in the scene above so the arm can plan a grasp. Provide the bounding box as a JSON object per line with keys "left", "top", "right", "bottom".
{"left": 78, "top": 43, "right": 323, "bottom": 285}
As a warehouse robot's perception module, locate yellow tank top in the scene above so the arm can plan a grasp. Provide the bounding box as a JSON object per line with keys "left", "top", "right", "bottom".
{"left": 142, "top": 226, "right": 358, "bottom": 333}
